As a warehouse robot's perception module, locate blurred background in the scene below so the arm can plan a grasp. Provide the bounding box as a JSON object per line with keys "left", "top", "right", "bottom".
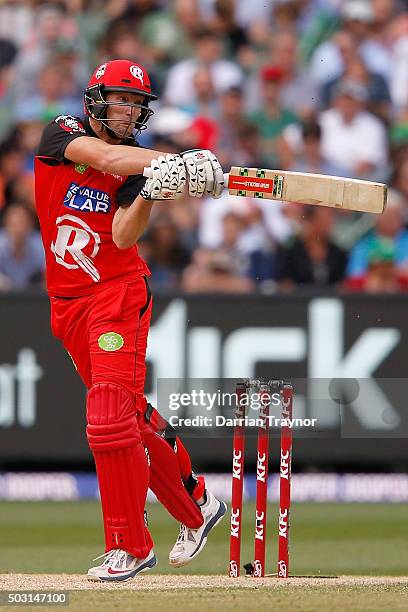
{"left": 0, "top": 0, "right": 408, "bottom": 577}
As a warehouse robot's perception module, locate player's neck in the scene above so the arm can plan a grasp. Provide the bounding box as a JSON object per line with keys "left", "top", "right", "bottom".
{"left": 89, "top": 117, "right": 123, "bottom": 145}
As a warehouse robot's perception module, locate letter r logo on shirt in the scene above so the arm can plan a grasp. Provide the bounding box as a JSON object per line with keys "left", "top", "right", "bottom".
{"left": 51, "top": 214, "right": 101, "bottom": 282}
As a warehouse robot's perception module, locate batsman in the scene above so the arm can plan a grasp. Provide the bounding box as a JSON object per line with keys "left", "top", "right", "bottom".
{"left": 34, "top": 59, "right": 227, "bottom": 581}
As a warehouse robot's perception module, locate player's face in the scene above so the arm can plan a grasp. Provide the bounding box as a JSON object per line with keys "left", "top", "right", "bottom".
{"left": 105, "top": 92, "right": 145, "bottom": 138}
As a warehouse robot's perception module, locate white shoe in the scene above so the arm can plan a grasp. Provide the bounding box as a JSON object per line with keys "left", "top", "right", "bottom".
{"left": 87, "top": 548, "right": 157, "bottom": 582}
{"left": 169, "top": 489, "right": 227, "bottom": 567}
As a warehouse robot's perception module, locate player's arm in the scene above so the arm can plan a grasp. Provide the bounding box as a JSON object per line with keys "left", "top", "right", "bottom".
{"left": 64, "top": 137, "right": 166, "bottom": 176}
{"left": 37, "top": 116, "right": 166, "bottom": 176}
{"left": 112, "top": 154, "right": 186, "bottom": 249}
{"left": 112, "top": 196, "right": 153, "bottom": 249}
{"left": 38, "top": 117, "right": 225, "bottom": 197}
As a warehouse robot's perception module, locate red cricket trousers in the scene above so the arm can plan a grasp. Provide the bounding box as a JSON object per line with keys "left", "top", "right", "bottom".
{"left": 50, "top": 276, "right": 204, "bottom": 558}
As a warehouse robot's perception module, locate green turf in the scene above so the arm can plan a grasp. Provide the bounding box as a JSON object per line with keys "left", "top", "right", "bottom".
{"left": 0, "top": 501, "right": 407, "bottom": 576}
{"left": 2, "top": 586, "right": 408, "bottom": 612}
{"left": 62, "top": 586, "right": 408, "bottom": 612}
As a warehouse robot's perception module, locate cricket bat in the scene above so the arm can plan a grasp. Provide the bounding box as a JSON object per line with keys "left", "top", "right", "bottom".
{"left": 142, "top": 165, "right": 387, "bottom": 214}
{"left": 223, "top": 167, "right": 387, "bottom": 214}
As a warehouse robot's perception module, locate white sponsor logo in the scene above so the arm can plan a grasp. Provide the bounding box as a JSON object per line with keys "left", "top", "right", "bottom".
{"left": 95, "top": 64, "right": 107, "bottom": 79}
{"left": 230, "top": 507, "right": 240, "bottom": 538}
{"left": 279, "top": 507, "right": 289, "bottom": 538}
{"left": 229, "top": 560, "right": 238, "bottom": 577}
{"left": 51, "top": 215, "right": 101, "bottom": 282}
{"left": 232, "top": 449, "right": 243, "bottom": 479}
{"left": 281, "top": 395, "right": 291, "bottom": 419}
{"left": 255, "top": 510, "right": 265, "bottom": 541}
{"left": 146, "top": 298, "right": 401, "bottom": 432}
{"left": 278, "top": 560, "right": 287, "bottom": 577}
{"left": 0, "top": 349, "right": 43, "bottom": 428}
{"left": 280, "top": 450, "right": 290, "bottom": 480}
{"left": 130, "top": 65, "right": 144, "bottom": 84}
{"left": 253, "top": 560, "right": 263, "bottom": 577}
{"left": 256, "top": 452, "right": 267, "bottom": 482}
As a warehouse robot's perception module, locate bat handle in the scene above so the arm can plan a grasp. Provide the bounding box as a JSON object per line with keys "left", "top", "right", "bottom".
{"left": 143, "top": 167, "right": 230, "bottom": 189}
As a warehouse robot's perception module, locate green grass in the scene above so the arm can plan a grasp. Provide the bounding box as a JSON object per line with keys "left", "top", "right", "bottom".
{"left": 31, "top": 586, "right": 408, "bottom": 612}
{"left": 0, "top": 501, "right": 407, "bottom": 576}
{"left": 2, "top": 588, "right": 408, "bottom": 612}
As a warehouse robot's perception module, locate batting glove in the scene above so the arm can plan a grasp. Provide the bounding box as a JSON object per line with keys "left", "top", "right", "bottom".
{"left": 140, "top": 153, "right": 186, "bottom": 200}
{"left": 181, "top": 149, "right": 225, "bottom": 199}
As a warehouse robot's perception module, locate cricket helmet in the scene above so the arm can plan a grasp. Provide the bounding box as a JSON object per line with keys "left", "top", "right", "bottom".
{"left": 84, "top": 59, "right": 157, "bottom": 136}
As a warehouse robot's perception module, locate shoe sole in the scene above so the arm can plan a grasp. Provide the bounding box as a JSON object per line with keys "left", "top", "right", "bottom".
{"left": 87, "top": 554, "right": 157, "bottom": 582}
{"left": 169, "top": 500, "right": 227, "bottom": 568}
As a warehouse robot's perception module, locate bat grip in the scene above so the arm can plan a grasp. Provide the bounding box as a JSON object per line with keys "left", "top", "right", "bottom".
{"left": 143, "top": 167, "right": 230, "bottom": 189}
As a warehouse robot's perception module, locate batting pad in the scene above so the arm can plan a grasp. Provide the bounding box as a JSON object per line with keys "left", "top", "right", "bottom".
{"left": 139, "top": 405, "right": 204, "bottom": 529}
{"left": 86, "top": 383, "right": 153, "bottom": 558}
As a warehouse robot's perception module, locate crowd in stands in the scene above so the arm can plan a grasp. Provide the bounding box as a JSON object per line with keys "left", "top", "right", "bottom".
{"left": 0, "top": 0, "right": 407, "bottom": 294}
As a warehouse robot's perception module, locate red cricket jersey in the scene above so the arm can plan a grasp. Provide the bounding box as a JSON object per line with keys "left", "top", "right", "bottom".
{"left": 34, "top": 115, "right": 150, "bottom": 297}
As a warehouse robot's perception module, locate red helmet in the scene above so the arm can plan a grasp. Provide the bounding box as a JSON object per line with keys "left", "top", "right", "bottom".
{"left": 84, "top": 59, "right": 157, "bottom": 136}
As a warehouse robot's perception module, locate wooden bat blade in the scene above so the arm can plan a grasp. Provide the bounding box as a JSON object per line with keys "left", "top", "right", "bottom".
{"left": 225, "top": 167, "right": 387, "bottom": 214}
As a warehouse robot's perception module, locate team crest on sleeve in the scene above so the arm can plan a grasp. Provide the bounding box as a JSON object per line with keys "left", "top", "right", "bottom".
{"left": 55, "top": 115, "right": 86, "bottom": 134}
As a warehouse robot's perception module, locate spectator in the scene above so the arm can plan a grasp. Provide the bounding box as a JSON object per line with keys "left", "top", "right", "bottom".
{"left": 0, "top": 140, "right": 34, "bottom": 212}
{"left": 392, "top": 151, "right": 408, "bottom": 204}
{"left": 390, "top": 108, "right": 408, "bottom": 148}
{"left": 163, "top": 27, "right": 243, "bottom": 107}
{"left": 0, "top": 2, "right": 33, "bottom": 48}
{"left": 231, "top": 120, "right": 264, "bottom": 169}
{"left": 0, "top": 38, "right": 18, "bottom": 143}
{"left": 182, "top": 66, "right": 219, "bottom": 119}
{"left": 0, "top": 202, "right": 44, "bottom": 291}
{"left": 15, "top": 62, "right": 83, "bottom": 123}
{"left": 345, "top": 236, "right": 408, "bottom": 294}
{"left": 217, "top": 212, "right": 250, "bottom": 275}
{"left": 139, "top": 0, "right": 202, "bottom": 66}
{"left": 14, "top": 119, "right": 44, "bottom": 175}
{"left": 246, "top": 30, "right": 320, "bottom": 118}
{"left": 388, "top": 14, "right": 408, "bottom": 112}
{"left": 288, "top": 119, "right": 349, "bottom": 177}
{"left": 215, "top": 86, "right": 253, "bottom": 167}
{"left": 319, "top": 80, "right": 388, "bottom": 180}
{"left": 347, "top": 190, "right": 408, "bottom": 278}
{"left": 248, "top": 65, "right": 299, "bottom": 168}
{"left": 182, "top": 247, "right": 254, "bottom": 293}
{"left": 309, "top": 2, "right": 374, "bottom": 85}
{"left": 13, "top": 4, "right": 84, "bottom": 101}
{"left": 234, "top": 0, "right": 270, "bottom": 28}
{"left": 148, "top": 106, "right": 218, "bottom": 151}
{"left": 321, "top": 56, "right": 391, "bottom": 122}
{"left": 142, "top": 216, "right": 191, "bottom": 290}
{"left": 362, "top": 0, "right": 397, "bottom": 84}
{"left": 207, "top": 0, "right": 248, "bottom": 56}
{"left": 105, "top": 0, "right": 161, "bottom": 36}
{"left": 268, "top": 30, "right": 320, "bottom": 118}
{"left": 221, "top": 211, "right": 276, "bottom": 287}
{"left": 276, "top": 206, "right": 348, "bottom": 290}
{"left": 198, "top": 193, "right": 291, "bottom": 254}
{"left": 297, "top": 0, "right": 341, "bottom": 63}
{"left": 101, "top": 25, "right": 152, "bottom": 71}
